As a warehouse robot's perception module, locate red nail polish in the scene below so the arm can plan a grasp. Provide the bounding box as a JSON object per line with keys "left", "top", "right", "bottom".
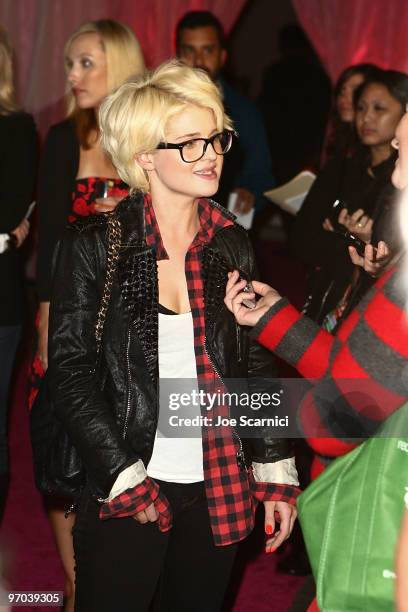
{"left": 265, "top": 524, "right": 274, "bottom": 535}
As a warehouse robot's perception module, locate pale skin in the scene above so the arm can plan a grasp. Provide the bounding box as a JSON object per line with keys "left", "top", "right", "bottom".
{"left": 131, "top": 103, "right": 296, "bottom": 551}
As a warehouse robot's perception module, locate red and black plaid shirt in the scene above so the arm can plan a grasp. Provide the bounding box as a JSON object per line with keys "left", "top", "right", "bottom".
{"left": 101, "top": 194, "right": 299, "bottom": 545}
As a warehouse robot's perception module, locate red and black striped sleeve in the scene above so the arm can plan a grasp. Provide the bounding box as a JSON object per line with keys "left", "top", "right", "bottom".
{"left": 251, "top": 298, "right": 336, "bottom": 379}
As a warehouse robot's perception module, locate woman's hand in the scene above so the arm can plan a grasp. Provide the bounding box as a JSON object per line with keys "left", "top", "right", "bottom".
{"left": 37, "top": 302, "right": 50, "bottom": 372}
{"left": 11, "top": 218, "right": 30, "bottom": 247}
{"left": 224, "top": 270, "right": 282, "bottom": 327}
{"left": 132, "top": 502, "right": 159, "bottom": 524}
{"left": 348, "top": 240, "right": 391, "bottom": 277}
{"left": 263, "top": 500, "right": 297, "bottom": 553}
{"left": 322, "top": 217, "right": 335, "bottom": 232}
{"left": 94, "top": 196, "right": 122, "bottom": 214}
{"left": 338, "top": 208, "right": 373, "bottom": 243}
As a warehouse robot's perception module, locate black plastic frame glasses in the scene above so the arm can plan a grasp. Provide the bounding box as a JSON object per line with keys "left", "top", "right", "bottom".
{"left": 156, "top": 130, "right": 234, "bottom": 163}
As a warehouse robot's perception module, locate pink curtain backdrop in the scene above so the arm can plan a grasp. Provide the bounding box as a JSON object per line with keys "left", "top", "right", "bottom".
{"left": 293, "top": 0, "right": 408, "bottom": 83}
{"left": 0, "top": 0, "right": 246, "bottom": 135}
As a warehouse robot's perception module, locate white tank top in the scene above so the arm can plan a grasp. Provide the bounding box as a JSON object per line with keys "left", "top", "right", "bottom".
{"left": 146, "top": 310, "right": 204, "bottom": 483}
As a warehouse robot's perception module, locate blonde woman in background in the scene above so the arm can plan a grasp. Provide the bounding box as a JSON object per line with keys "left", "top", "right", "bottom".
{"left": 29, "top": 19, "right": 144, "bottom": 612}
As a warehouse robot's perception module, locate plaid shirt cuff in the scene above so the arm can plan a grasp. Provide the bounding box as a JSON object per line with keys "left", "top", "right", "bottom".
{"left": 99, "top": 477, "right": 172, "bottom": 532}
{"left": 249, "top": 469, "right": 300, "bottom": 507}
{"left": 252, "top": 482, "right": 301, "bottom": 507}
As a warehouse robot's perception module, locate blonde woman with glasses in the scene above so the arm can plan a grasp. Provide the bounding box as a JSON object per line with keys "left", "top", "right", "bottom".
{"left": 30, "top": 19, "right": 144, "bottom": 612}
{"left": 48, "top": 60, "right": 298, "bottom": 611}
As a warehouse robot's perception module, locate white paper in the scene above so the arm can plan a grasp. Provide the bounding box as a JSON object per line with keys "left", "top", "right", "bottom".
{"left": 282, "top": 193, "right": 308, "bottom": 215}
{"left": 227, "top": 192, "right": 255, "bottom": 230}
{"left": 264, "top": 170, "right": 316, "bottom": 216}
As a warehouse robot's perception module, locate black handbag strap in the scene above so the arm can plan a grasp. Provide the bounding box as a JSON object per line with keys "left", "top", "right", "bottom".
{"left": 94, "top": 214, "right": 122, "bottom": 354}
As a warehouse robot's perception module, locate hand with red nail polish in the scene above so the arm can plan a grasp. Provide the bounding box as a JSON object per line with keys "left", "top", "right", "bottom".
{"left": 265, "top": 524, "right": 274, "bottom": 536}
{"left": 263, "top": 500, "right": 297, "bottom": 554}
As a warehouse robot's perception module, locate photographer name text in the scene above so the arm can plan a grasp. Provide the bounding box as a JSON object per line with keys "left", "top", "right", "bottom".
{"left": 168, "top": 415, "right": 289, "bottom": 427}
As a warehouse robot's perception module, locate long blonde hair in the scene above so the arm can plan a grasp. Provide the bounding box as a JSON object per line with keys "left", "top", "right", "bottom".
{"left": 0, "top": 26, "right": 18, "bottom": 115}
{"left": 65, "top": 19, "right": 145, "bottom": 148}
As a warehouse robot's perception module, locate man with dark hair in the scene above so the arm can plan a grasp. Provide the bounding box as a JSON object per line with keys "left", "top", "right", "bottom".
{"left": 176, "top": 10, "right": 274, "bottom": 216}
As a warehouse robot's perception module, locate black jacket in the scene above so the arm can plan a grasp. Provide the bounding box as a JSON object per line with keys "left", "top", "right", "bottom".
{"left": 37, "top": 119, "right": 78, "bottom": 301}
{"left": 48, "top": 194, "right": 292, "bottom": 500}
{"left": 0, "top": 112, "right": 37, "bottom": 325}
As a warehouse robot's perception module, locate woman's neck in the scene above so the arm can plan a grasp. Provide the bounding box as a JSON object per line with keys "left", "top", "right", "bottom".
{"left": 151, "top": 194, "right": 200, "bottom": 243}
{"left": 370, "top": 143, "right": 392, "bottom": 167}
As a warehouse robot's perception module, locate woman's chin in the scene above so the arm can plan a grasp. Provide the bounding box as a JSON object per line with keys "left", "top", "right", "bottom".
{"left": 198, "top": 185, "right": 219, "bottom": 199}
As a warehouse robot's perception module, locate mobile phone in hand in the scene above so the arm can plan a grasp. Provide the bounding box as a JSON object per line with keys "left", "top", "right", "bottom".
{"left": 237, "top": 269, "right": 256, "bottom": 309}
{"left": 345, "top": 231, "right": 366, "bottom": 256}
{"left": 329, "top": 198, "right": 348, "bottom": 226}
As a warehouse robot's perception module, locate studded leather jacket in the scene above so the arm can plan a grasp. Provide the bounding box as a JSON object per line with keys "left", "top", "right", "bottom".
{"left": 48, "top": 193, "right": 294, "bottom": 500}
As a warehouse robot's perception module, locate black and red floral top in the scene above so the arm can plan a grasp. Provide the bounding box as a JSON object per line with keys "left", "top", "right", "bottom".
{"left": 68, "top": 177, "right": 128, "bottom": 222}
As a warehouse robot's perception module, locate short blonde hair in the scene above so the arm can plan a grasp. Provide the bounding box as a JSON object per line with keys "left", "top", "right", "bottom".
{"left": 65, "top": 19, "right": 145, "bottom": 147}
{"left": 99, "top": 60, "right": 233, "bottom": 192}
{"left": 0, "top": 26, "right": 18, "bottom": 115}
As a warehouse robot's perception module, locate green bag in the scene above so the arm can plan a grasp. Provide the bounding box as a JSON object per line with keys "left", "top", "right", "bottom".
{"left": 297, "top": 402, "right": 408, "bottom": 611}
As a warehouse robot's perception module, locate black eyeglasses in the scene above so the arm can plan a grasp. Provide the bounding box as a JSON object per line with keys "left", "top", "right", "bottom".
{"left": 156, "top": 130, "right": 234, "bottom": 163}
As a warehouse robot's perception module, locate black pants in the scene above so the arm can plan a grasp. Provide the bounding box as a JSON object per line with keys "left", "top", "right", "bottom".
{"left": 0, "top": 325, "right": 21, "bottom": 474}
{"left": 73, "top": 480, "right": 238, "bottom": 612}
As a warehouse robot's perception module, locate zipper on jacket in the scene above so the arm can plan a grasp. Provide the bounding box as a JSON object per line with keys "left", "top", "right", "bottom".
{"left": 204, "top": 336, "right": 248, "bottom": 472}
{"left": 236, "top": 324, "right": 242, "bottom": 363}
{"left": 233, "top": 430, "right": 247, "bottom": 471}
{"left": 123, "top": 327, "right": 132, "bottom": 439}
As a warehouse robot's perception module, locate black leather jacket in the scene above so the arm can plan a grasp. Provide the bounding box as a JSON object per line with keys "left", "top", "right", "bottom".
{"left": 48, "top": 194, "right": 293, "bottom": 499}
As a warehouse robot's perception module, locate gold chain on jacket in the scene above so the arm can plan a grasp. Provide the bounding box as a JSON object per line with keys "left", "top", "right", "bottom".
{"left": 95, "top": 215, "right": 122, "bottom": 350}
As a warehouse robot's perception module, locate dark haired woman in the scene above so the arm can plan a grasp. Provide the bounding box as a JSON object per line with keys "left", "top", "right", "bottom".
{"left": 291, "top": 69, "right": 408, "bottom": 330}
{"left": 323, "top": 63, "right": 380, "bottom": 162}
{"left": 30, "top": 19, "right": 144, "bottom": 612}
